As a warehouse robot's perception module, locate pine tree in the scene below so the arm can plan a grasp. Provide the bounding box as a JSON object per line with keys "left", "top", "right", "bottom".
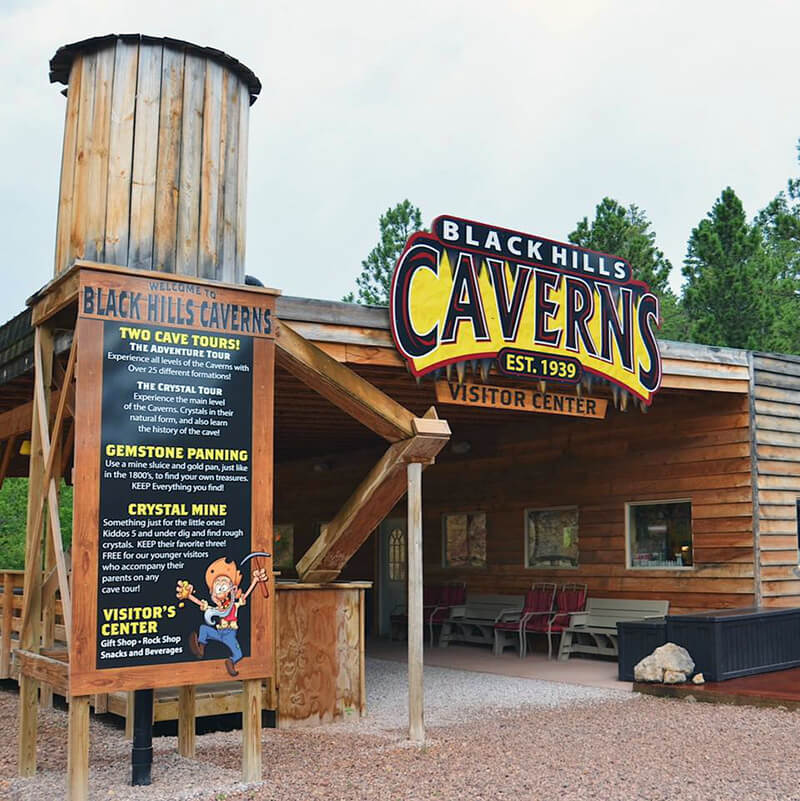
{"left": 683, "top": 187, "right": 775, "bottom": 349}
{"left": 755, "top": 139, "right": 800, "bottom": 353}
{"left": 343, "top": 200, "right": 423, "bottom": 306}
{"left": 569, "top": 197, "right": 689, "bottom": 340}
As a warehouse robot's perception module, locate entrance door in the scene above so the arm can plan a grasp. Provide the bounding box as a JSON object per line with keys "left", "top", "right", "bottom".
{"left": 378, "top": 518, "right": 407, "bottom": 637}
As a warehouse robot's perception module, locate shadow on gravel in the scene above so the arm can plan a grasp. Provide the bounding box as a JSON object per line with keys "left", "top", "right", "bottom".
{"left": 0, "top": 680, "right": 275, "bottom": 736}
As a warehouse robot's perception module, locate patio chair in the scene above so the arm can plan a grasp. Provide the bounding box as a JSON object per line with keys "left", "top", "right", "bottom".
{"left": 524, "top": 582, "right": 587, "bottom": 659}
{"left": 425, "top": 583, "right": 465, "bottom": 645}
{"left": 493, "top": 583, "right": 556, "bottom": 657}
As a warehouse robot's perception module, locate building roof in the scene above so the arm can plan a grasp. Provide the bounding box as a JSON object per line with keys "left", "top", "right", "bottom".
{"left": 0, "top": 294, "right": 750, "bottom": 396}
{"left": 49, "top": 34, "right": 262, "bottom": 105}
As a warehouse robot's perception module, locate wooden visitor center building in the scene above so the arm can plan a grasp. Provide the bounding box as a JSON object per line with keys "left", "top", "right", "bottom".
{"left": 2, "top": 293, "right": 799, "bottom": 629}
{"left": 6, "top": 33, "right": 800, "bottom": 799}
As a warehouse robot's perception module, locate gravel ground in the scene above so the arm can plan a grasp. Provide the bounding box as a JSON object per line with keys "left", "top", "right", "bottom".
{"left": 2, "top": 658, "right": 800, "bottom": 801}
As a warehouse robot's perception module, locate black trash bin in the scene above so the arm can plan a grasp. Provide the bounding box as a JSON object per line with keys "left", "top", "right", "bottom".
{"left": 616, "top": 618, "right": 667, "bottom": 682}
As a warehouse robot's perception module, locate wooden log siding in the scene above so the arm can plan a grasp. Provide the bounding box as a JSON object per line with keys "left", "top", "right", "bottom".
{"left": 274, "top": 390, "right": 755, "bottom": 615}
{"left": 52, "top": 37, "right": 253, "bottom": 281}
{"left": 752, "top": 353, "right": 800, "bottom": 607}
{"left": 273, "top": 297, "right": 752, "bottom": 394}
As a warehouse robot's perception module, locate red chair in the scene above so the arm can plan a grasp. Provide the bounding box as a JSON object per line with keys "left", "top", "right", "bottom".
{"left": 493, "top": 583, "right": 556, "bottom": 657}
{"left": 524, "top": 582, "right": 587, "bottom": 659}
{"left": 425, "top": 583, "right": 465, "bottom": 645}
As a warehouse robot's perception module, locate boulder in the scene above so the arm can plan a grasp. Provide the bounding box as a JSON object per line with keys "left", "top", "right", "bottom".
{"left": 663, "top": 669, "right": 687, "bottom": 684}
{"left": 692, "top": 673, "right": 705, "bottom": 685}
{"left": 634, "top": 642, "right": 695, "bottom": 683}
{"left": 634, "top": 654, "right": 664, "bottom": 683}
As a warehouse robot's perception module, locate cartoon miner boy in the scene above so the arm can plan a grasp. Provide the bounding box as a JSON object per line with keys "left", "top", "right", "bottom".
{"left": 176, "top": 556, "right": 268, "bottom": 677}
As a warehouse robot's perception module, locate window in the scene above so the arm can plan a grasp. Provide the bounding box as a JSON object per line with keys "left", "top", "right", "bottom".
{"left": 274, "top": 524, "right": 294, "bottom": 570}
{"left": 388, "top": 528, "right": 406, "bottom": 581}
{"left": 627, "top": 501, "right": 692, "bottom": 568}
{"left": 525, "top": 507, "right": 579, "bottom": 568}
{"left": 443, "top": 512, "right": 487, "bottom": 568}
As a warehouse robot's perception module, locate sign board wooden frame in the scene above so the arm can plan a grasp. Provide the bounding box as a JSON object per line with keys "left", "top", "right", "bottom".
{"left": 71, "top": 265, "right": 276, "bottom": 695}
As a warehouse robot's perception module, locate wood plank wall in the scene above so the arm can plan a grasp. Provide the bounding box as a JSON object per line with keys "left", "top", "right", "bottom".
{"left": 277, "top": 390, "right": 754, "bottom": 616}
{"left": 53, "top": 39, "right": 251, "bottom": 281}
{"left": 752, "top": 353, "right": 800, "bottom": 606}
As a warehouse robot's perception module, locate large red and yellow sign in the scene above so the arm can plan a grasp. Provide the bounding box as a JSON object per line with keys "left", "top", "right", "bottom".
{"left": 390, "top": 215, "right": 662, "bottom": 405}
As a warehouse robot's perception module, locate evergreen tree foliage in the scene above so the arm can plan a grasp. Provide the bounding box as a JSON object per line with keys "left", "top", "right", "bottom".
{"left": 755, "top": 140, "right": 800, "bottom": 353}
{"left": 569, "top": 197, "right": 688, "bottom": 340}
{"left": 343, "top": 200, "right": 423, "bottom": 305}
{"left": 683, "top": 187, "right": 775, "bottom": 350}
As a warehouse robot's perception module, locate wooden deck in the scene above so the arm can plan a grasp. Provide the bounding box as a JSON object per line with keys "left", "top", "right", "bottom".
{"left": 635, "top": 667, "right": 800, "bottom": 709}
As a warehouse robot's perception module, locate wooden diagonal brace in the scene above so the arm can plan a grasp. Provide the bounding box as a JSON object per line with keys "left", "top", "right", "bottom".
{"left": 296, "top": 419, "right": 450, "bottom": 582}
{"left": 275, "top": 320, "right": 416, "bottom": 442}
{"left": 24, "top": 328, "right": 74, "bottom": 648}
{"left": 0, "top": 435, "right": 16, "bottom": 491}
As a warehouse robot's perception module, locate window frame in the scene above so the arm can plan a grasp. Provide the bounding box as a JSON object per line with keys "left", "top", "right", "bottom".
{"left": 441, "top": 511, "right": 488, "bottom": 569}
{"left": 387, "top": 526, "right": 407, "bottom": 582}
{"left": 523, "top": 505, "right": 580, "bottom": 570}
{"left": 625, "top": 498, "right": 694, "bottom": 571}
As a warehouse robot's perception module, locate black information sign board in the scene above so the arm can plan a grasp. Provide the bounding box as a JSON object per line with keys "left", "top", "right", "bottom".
{"left": 72, "top": 266, "right": 275, "bottom": 694}
{"left": 97, "top": 322, "right": 255, "bottom": 669}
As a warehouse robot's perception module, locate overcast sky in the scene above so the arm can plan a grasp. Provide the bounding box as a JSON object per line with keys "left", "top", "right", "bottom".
{"left": 1, "top": 1, "right": 799, "bottom": 324}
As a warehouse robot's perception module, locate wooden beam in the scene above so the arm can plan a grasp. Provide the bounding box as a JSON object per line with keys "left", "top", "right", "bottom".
{"left": 15, "top": 648, "right": 70, "bottom": 696}
{"left": 0, "top": 401, "right": 35, "bottom": 442}
{"left": 275, "top": 320, "right": 416, "bottom": 442}
{"left": 407, "top": 462, "right": 424, "bottom": 743}
{"left": 359, "top": 589, "right": 366, "bottom": 718}
{"left": 61, "top": 419, "right": 76, "bottom": 482}
{"left": 18, "top": 325, "right": 52, "bottom": 778}
{"left": 31, "top": 331, "right": 73, "bottom": 648}
{"left": 242, "top": 678, "right": 262, "bottom": 782}
{"left": 30, "top": 266, "right": 81, "bottom": 326}
{"left": 0, "top": 572, "right": 13, "bottom": 679}
{"left": 125, "top": 691, "right": 134, "bottom": 739}
{"left": 178, "top": 685, "right": 196, "bottom": 758}
{"left": 67, "top": 695, "right": 90, "bottom": 801}
{"left": 296, "top": 422, "right": 450, "bottom": 582}
{"left": 0, "top": 436, "right": 16, "bottom": 491}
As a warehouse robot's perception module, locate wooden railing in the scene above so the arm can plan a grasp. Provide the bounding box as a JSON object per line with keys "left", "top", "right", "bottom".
{"left": 0, "top": 568, "right": 67, "bottom": 680}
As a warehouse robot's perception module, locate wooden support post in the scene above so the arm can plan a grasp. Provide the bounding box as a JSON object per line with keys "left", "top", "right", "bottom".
{"left": 18, "top": 325, "right": 53, "bottom": 777}
{"left": 178, "top": 685, "right": 196, "bottom": 758}
{"left": 407, "top": 462, "right": 424, "bottom": 743}
{"left": 42, "top": 390, "right": 63, "bottom": 710}
{"left": 359, "top": 588, "right": 366, "bottom": 718}
{"left": 18, "top": 676, "right": 39, "bottom": 776}
{"left": 67, "top": 695, "right": 90, "bottom": 801}
{"left": 41, "top": 518, "right": 56, "bottom": 709}
{"left": 125, "top": 691, "right": 134, "bottom": 739}
{"left": 242, "top": 678, "right": 262, "bottom": 782}
{"left": 0, "top": 572, "right": 12, "bottom": 679}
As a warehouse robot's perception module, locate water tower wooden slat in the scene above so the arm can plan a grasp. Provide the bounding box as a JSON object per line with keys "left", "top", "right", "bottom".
{"left": 49, "top": 34, "right": 261, "bottom": 283}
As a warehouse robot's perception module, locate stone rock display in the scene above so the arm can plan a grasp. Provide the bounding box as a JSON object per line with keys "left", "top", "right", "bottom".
{"left": 634, "top": 642, "right": 695, "bottom": 683}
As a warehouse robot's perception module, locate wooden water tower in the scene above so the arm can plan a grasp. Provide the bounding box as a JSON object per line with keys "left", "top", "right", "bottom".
{"left": 49, "top": 34, "right": 260, "bottom": 282}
